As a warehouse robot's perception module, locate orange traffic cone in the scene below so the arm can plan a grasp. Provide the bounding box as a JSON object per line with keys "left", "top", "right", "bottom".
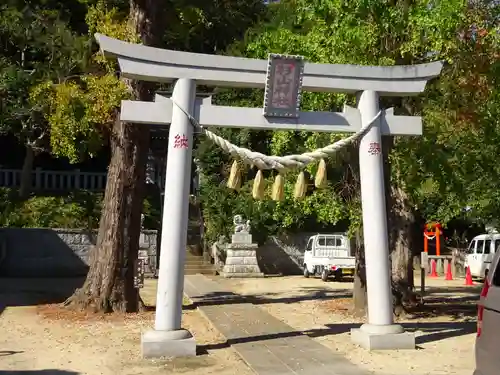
{"left": 465, "top": 266, "right": 474, "bottom": 286}
{"left": 445, "top": 262, "right": 453, "bottom": 281}
{"left": 430, "top": 259, "right": 438, "bottom": 277}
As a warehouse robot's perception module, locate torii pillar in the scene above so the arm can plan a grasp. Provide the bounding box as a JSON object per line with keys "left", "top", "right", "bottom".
{"left": 95, "top": 33, "right": 443, "bottom": 357}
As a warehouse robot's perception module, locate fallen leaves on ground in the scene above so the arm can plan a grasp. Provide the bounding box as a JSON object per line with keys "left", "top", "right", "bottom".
{"left": 36, "top": 303, "right": 155, "bottom": 323}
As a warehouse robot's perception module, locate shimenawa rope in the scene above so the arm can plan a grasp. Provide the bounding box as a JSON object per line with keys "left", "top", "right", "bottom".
{"left": 170, "top": 98, "right": 381, "bottom": 172}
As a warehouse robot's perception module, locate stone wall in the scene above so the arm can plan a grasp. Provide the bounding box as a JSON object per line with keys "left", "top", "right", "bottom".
{"left": 0, "top": 228, "right": 158, "bottom": 278}
{"left": 0, "top": 226, "right": 314, "bottom": 278}
{"left": 52, "top": 228, "right": 97, "bottom": 265}
{"left": 256, "top": 233, "right": 314, "bottom": 275}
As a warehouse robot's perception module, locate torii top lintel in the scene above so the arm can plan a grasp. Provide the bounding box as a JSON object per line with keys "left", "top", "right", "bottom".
{"left": 95, "top": 34, "right": 443, "bottom": 97}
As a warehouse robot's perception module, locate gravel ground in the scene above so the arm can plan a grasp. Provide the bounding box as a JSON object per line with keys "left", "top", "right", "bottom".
{"left": 0, "top": 275, "right": 480, "bottom": 375}
{"left": 0, "top": 278, "right": 252, "bottom": 375}
{"left": 221, "top": 275, "right": 480, "bottom": 375}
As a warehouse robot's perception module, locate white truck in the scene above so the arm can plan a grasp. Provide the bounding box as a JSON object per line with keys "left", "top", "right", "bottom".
{"left": 303, "top": 233, "right": 355, "bottom": 281}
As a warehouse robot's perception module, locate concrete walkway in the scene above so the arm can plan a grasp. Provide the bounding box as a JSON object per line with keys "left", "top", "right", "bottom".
{"left": 184, "top": 274, "right": 371, "bottom": 375}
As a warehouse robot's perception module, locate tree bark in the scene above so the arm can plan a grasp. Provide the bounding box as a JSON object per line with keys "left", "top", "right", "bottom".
{"left": 66, "top": 0, "right": 164, "bottom": 313}
{"left": 388, "top": 185, "right": 416, "bottom": 315}
{"left": 340, "top": 144, "right": 368, "bottom": 315}
{"left": 19, "top": 144, "right": 35, "bottom": 200}
{"left": 352, "top": 228, "right": 367, "bottom": 317}
{"left": 382, "top": 136, "right": 416, "bottom": 316}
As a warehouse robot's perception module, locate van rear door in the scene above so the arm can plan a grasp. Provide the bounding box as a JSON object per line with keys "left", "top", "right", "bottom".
{"left": 470, "top": 239, "right": 485, "bottom": 277}
{"left": 482, "top": 239, "right": 494, "bottom": 278}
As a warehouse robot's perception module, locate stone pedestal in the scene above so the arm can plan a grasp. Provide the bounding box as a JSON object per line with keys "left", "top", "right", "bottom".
{"left": 142, "top": 328, "right": 196, "bottom": 358}
{"left": 350, "top": 324, "right": 415, "bottom": 350}
{"left": 221, "top": 232, "right": 263, "bottom": 278}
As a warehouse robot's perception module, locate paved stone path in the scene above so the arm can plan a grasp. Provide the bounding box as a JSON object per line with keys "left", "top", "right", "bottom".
{"left": 184, "top": 274, "right": 371, "bottom": 375}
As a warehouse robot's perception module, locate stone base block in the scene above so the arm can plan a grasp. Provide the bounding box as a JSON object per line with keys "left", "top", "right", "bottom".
{"left": 231, "top": 233, "right": 253, "bottom": 244}
{"left": 225, "top": 257, "right": 259, "bottom": 266}
{"left": 350, "top": 324, "right": 415, "bottom": 350}
{"left": 222, "top": 265, "right": 262, "bottom": 273}
{"left": 142, "top": 328, "right": 196, "bottom": 358}
{"left": 222, "top": 243, "right": 263, "bottom": 278}
{"left": 221, "top": 264, "right": 263, "bottom": 276}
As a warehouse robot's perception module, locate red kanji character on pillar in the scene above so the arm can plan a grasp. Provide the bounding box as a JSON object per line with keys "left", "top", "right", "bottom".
{"left": 368, "top": 142, "right": 381, "bottom": 155}
{"left": 173, "top": 134, "right": 189, "bottom": 149}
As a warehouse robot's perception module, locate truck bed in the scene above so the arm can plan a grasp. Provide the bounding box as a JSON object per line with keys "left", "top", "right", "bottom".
{"left": 309, "top": 256, "right": 355, "bottom": 268}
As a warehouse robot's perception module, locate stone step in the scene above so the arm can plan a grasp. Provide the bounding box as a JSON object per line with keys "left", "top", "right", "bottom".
{"left": 185, "top": 263, "right": 208, "bottom": 268}
{"left": 185, "top": 255, "right": 204, "bottom": 260}
{"left": 184, "top": 262, "right": 215, "bottom": 275}
{"left": 184, "top": 268, "right": 215, "bottom": 275}
{"left": 184, "top": 262, "right": 211, "bottom": 267}
{"left": 185, "top": 251, "right": 202, "bottom": 256}
{"left": 185, "top": 254, "right": 205, "bottom": 261}
{"left": 185, "top": 260, "right": 206, "bottom": 266}
{"left": 185, "top": 252, "right": 203, "bottom": 257}
{"left": 185, "top": 263, "right": 213, "bottom": 270}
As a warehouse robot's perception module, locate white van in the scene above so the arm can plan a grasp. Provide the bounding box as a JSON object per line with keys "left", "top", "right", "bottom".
{"left": 303, "top": 233, "right": 355, "bottom": 281}
{"left": 465, "top": 233, "right": 500, "bottom": 279}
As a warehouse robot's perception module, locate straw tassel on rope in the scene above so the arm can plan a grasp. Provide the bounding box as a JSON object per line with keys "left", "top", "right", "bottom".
{"left": 252, "top": 170, "right": 265, "bottom": 200}
{"left": 314, "top": 158, "right": 327, "bottom": 189}
{"left": 227, "top": 160, "right": 242, "bottom": 191}
{"left": 271, "top": 174, "right": 285, "bottom": 201}
{"left": 294, "top": 171, "right": 307, "bottom": 200}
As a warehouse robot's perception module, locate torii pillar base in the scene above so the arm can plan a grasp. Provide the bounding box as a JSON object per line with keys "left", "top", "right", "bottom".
{"left": 350, "top": 324, "right": 415, "bottom": 350}
{"left": 142, "top": 329, "right": 197, "bottom": 358}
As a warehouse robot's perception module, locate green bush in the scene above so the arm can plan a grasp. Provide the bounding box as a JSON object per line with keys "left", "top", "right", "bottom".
{"left": 5, "top": 197, "right": 90, "bottom": 228}
{"left": 0, "top": 189, "right": 102, "bottom": 228}
{"left": 0, "top": 188, "right": 158, "bottom": 229}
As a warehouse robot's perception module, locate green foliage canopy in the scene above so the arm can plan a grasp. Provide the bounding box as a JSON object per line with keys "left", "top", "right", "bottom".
{"left": 0, "top": 4, "right": 89, "bottom": 152}
{"left": 197, "top": 0, "right": 500, "bottom": 242}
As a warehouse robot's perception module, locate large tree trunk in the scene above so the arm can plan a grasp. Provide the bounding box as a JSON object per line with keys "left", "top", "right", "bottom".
{"left": 19, "top": 144, "right": 34, "bottom": 200}
{"left": 66, "top": 0, "right": 164, "bottom": 313}
{"left": 66, "top": 113, "right": 150, "bottom": 312}
{"left": 388, "top": 185, "right": 416, "bottom": 315}
{"left": 352, "top": 228, "right": 367, "bottom": 317}
{"left": 382, "top": 136, "right": 416, "bottom": 316}
{"left": 340, "top": 144, "right": 368, "bottom": 315}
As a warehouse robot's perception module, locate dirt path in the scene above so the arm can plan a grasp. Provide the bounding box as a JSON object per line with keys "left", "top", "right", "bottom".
{"left": 220, "top": 276, "right": 480, "bottom": 375}
{"left": 0, "top": 279, "right": 252, "bottom": 375}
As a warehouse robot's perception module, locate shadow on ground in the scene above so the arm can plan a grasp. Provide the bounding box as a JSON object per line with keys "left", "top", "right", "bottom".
{"left": 0, "top": 371, "right": 79, "bottom": 374}
{"left": 0, "top": 227, "right": 90, "bottom": 316}
{"left": 198, "top": 320, "right": 476, "bottom": 354}
{"left": 409, "top": 285, "right": 480, "bottom": 320}
{"left": 184, "top": 288, "right": 351, "bottom": 310}
{"left": 0, "top": 351, "right": 24, "bottom": 356}
{"left": 321, "top": 320, "right": 477, "bottom": 345}
{"left": 187, "top": 283, "right": 479, "bottom": 321}
{"left": 0, "top": 277, "right": 85, "bottom": 316}
{"left": 192, "top": 282, "right": 479, "bottom": 354}
{"left": 422, "top": 285, "right": 483, "bottom": 294}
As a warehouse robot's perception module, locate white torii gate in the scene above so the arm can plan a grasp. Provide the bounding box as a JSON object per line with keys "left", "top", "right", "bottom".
{"left": 95, "top": 34, "right": 442, "bottom": 357}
